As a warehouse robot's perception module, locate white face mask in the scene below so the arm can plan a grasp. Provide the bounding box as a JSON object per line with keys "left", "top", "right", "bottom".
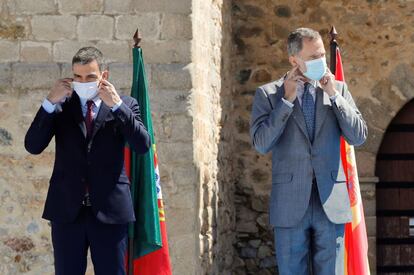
{"left": 72, "top": 81, "right": 99, "bottom": 100}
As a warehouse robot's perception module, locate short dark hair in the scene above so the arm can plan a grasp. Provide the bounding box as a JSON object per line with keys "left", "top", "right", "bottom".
{"left": 72, "top": 46, "right": 107, "bottom": 71}
{"left": 287, "top": 28, "right": 321, "bottom": 56}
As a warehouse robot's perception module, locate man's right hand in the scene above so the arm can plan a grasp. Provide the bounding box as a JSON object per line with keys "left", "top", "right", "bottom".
{"left": 283, "top": 66, "right": 306, "bottom": 103}
{"left": 47, "top": 78, "right": 73, "bottom": 104}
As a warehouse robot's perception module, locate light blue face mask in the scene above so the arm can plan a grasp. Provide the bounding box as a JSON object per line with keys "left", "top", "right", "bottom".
{"left": 301, "top": 57, "right": 327, "bottom": 81}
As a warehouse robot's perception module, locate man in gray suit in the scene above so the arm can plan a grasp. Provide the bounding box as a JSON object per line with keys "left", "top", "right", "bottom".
{"left": 250, "top": 28, "right": 367, "bottom": 274}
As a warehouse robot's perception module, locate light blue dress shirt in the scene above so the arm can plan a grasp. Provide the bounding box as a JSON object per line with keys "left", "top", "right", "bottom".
{"left": 42, "top": 96, "right": 123, "bottom": 116}
{"left": 281, "top": 80, "right": 339, "bottom": 108}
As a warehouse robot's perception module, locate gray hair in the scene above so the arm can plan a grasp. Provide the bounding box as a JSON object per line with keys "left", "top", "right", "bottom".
{"left": 287, "top": 28, "right": 321, "bottom": 56}
{"left": 72, "top": 46, "right": 108, "bottom": 71}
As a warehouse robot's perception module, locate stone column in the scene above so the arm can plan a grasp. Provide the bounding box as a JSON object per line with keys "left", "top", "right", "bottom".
{"left": 360, "top": 176, "right": 379, "bottom": 274}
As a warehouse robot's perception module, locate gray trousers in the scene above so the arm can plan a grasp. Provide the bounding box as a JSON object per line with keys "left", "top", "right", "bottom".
{"left": 274, "top": 183, "right": 345, "bottom": 275}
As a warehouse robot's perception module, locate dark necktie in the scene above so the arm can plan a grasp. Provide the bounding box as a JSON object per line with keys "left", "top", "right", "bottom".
{"left": 302, "top": 83, "right": 315, "bottom": 142}
{"left": 85, "top": 100, "right": 94, "bottom": 139}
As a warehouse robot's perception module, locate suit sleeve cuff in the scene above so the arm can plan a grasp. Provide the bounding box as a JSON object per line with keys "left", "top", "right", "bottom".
{"left": 111, "top": 99, "right": 123, "bottom": 112}
{"left": 42, "top": 99, "right": 56, "bottom": 114}
{"left": 330, "top": 91, "right": 340, "bottom": 104}
{"left": 281, "top": 97, "right": 294, "bottom": 108}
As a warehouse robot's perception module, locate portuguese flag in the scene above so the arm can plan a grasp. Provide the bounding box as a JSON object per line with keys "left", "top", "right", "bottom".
{"left": 334, "top": 48, "right": 370, "bottom": 275}
{"left": 124, "top": 45, "right": 172, "bottom": 275}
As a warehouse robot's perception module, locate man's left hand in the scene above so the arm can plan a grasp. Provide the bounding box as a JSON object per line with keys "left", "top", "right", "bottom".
{"left": 98, "top": 79, "right": 121, "bottom": 108}
{"left": 319, "top": 69, "right": 338, "bottom": 97}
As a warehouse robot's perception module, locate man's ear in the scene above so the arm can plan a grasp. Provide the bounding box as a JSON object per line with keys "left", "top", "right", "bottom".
{"left": 101, "top": 70, "right": 109, "bottom": 80}
{"left": 289, "top": 55, "right": 298, "bottom": 67}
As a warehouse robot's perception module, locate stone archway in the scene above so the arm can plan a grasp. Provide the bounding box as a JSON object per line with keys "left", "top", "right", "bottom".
{"left": 376, "top": 99, "right": 414, "bottom": 274}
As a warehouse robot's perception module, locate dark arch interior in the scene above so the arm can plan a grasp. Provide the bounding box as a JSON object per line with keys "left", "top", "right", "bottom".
{"left": 375, "top": 98, "right": 414, "bottom": 274}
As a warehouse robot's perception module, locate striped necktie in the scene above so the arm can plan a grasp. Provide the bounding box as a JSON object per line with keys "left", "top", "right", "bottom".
{"left": 85, "top": 100, "right": 94, "bottom": 139}
{"left": 302, "top": 83, "right": 315, "bottom": 142}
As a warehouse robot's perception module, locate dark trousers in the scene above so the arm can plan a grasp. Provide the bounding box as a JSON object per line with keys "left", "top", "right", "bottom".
{"left": 274, "top": 184, "right": 345, "bottom": 275}
{"left": 51, "top": 206, "right": 128, "bottom": 275}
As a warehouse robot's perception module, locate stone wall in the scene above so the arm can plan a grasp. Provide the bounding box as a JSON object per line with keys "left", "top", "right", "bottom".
{"left": 231, "top": 0, "right": 414, "bottom": 274}
{"left": 192, "top": 0, "right": 235, "bottom": 274}
{"left": 2, "top": 0, "right": 414, "bottom": 274}
{"left": 0, "top": 0, "right": 199, "bottom": 274}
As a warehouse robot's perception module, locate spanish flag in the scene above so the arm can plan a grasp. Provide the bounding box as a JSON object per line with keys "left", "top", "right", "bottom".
{"left": 335, "top": 48, "right": 370, "bottom": 275}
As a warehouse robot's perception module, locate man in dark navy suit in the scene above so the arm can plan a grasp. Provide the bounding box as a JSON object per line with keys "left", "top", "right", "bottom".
{"left": 25, "top": 47, "right": 151, "bottom": 275}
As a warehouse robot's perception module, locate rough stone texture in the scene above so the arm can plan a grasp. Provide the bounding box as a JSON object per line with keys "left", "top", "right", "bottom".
{"left": 0, "top": 40, "right": 19, "bottom": 62}
{"left": 12, "top": 0, "right": 56, "bottom": 14}
{"left": 231, "top": 0, "right": 414, "bottom": 273}
{"left": 31, "top": 15, "right": 77, "bottom": 41}
{"left": 1, "top": 0, "right": 412, "bottom": 273}
{"left": 192, "top": 1, "right": 235, "bottom": 274}
{"left": 0, "top": 0, "right": 196, "bottom": 274}
{"left": 53, "top": 41, "right": 96, "bottom": 62}
{"left": 78, "top": 16, "right": 114, "bottom": 41}
{"left": 115, "top": 14, "right": 161, "bottom": 41}
{"left": 20, "top": 42, "right": 52, "bottom": 62}
{"left": 58, "top": 0, "right": 103, "bottom": 14}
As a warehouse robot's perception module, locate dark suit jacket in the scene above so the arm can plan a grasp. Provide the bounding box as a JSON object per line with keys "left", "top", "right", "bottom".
{"left": 25, "top": 94, "right": 151, "bottom": 224}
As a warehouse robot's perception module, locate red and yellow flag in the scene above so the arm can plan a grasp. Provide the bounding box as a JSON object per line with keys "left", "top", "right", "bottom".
{"left": 335, "top": 48, "right": 370, "bottom": 275}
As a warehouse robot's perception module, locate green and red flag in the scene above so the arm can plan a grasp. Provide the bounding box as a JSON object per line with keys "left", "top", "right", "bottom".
{"left": 334, "top": 47, "right": 370, "bottom": 275}
{"left": 124, "top": 43, "right": 172, "bottom": 275}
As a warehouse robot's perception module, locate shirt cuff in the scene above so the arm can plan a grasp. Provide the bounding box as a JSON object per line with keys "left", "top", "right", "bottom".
{"left": 42, "top": 99, "right": 56, "bottom": 114}
{"left": 330, "top": 92, "right": 340, "bottom": 103}
{"left": 111, "top": 99, "right": 123, "bottom": 112}
{"left": 281, "top": 97, "right": 294, "bottom": 108}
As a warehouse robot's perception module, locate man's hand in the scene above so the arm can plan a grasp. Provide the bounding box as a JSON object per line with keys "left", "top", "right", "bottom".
{"left": 47, "top": 78, "right": 73, "bottom": 104}
{"left": 284, "top": 66, "right": 307, "bottom": 103}
{"left": 98, "top": 79, "right": 121, "bottom": 108}
{"left": 320, "top": 69, "right": 338, "bottom": 96}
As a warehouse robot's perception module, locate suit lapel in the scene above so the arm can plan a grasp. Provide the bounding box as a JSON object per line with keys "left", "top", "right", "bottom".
{"left": 67, "top": 94, "right": 87, "bottom": 138}
{"left": 292, "top": 99, "right": 312, "bottom": 145}
{"left": 278, "top": 84, "right": 311, "bottom": 145}
{"left": 314, "top": 87, "right": 329, "bottom": 140}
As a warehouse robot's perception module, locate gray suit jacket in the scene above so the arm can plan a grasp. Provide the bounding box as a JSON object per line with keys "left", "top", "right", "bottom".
{"left": 250, "top": 76, "right": 367, "bottom": 228}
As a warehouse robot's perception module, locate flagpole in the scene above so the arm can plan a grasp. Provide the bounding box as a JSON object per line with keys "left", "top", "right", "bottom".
{"left": 329, "top": 25, "right": 338, "bottom": 74}
{"left": 128, "top": 28, "right": 142, "bottom": 275}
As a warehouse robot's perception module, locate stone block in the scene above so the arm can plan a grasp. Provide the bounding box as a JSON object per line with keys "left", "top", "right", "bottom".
{"left": 13, "top": 0, "right": 56, "bottom": 14}
{"left": 168, "top": 233, "right": 196, "bottom": 275}
{"left": 0, "top": 41, "right": 19, "bottom": 62}
{"left": 151, "top": 64, "right": 192, "bottom": 90}
{"left": 107, "top": 63, "right": 132, "bottom": 89}
{"left": 355, "top": 151, "right": 376, "bottom": 177}
{"left": 78, "top": 16, "right": 114, "bottom": 41}
{"left": 132, "top": 0, "right": 191, "bottom": 14}
{"left": 31, "top": 16, "right": 77, "bottom": 41}
{"left": 0, "top": 64, "right": 11, "bottom": 89}
{"left": 53, "top": 41, "right": 95, "bottom": 63}
{"left": 164, "top": 185, "right": 196, "bottom": 209}
{"left": 58, "top": 0, "right": 103, "bottom": 14}
{"left": 60, "top": 63, "right": 73, "bottom": 78}
{"left": 103, "top": 0, "right": 133, "bottom": 14}
{"left": 140, "top": 40, "right": 191, "bottom": 64}
{"left": 0, "top": 16, "right": 29, "bottom": 40}
{"left": 20, "top": 42, "right": 52, "bottom": 62}
{"left": 150, "top": 89, "right": 190, "bottom": 114}
{"left": 365, "top": 216, "right": 376, "bottom": 237}
{"left": 115, "top": 14, "right": 160, "bottom": 40}
{"left": 12, "top": 63, "right": 60, "bottom": 89}
{"left": 160, "top": 13, "right": 192, "bottom": 40}
{"left": 157, "top": 141, "right": 193, "bottom": 165}
{"left": 153, "top": 112, "right": 193, "bottom": 143}
{"left": 96, "top": 41, "right": 130, "bottom": 63}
